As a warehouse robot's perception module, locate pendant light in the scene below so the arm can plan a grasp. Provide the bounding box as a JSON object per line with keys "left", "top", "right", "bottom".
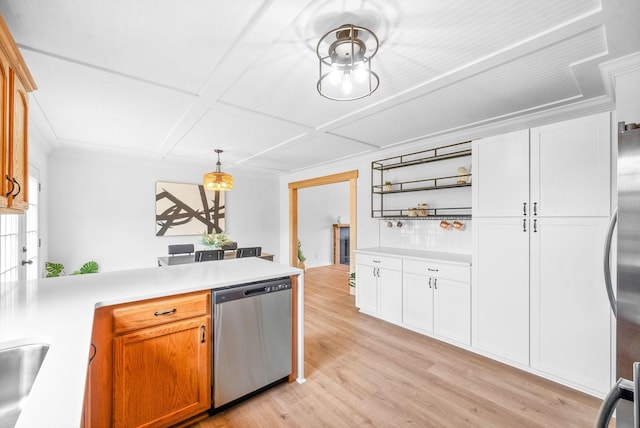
{"left": 316, "top": 24, "right": 379, "bottom": 101}
{"left": 203, "top": 149, "right": 234, "bottom": 191}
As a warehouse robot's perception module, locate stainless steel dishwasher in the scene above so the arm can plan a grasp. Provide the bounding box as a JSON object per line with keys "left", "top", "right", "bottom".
{"left": 212, "top": 277, "right": 292, "bottom": 409}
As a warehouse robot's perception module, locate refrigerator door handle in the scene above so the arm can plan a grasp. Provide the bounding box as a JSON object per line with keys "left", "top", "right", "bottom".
{"left": 595, "top": 376, "right": 635, "bottom": 428}
{"left": 604, "top": 206, "right": 618, "bottom": 317}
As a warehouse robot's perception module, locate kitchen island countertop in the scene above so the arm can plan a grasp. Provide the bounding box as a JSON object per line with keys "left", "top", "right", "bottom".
{"left": 0, "top": 257, "right": 303, "bottom": 428}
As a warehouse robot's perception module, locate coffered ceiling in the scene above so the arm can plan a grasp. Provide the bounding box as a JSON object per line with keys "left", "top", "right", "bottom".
{"left": 1, "top": 0, "right": 638, "bottom": 173}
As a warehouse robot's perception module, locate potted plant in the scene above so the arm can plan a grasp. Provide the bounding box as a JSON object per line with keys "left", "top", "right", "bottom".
{"left": 349, "top": 271, "right": 356, "bottom": 295}
{"left": 201, "top": 231, "right": 236, "bottom": 250}
{"left": 383, "top": 181, "right": 393, "bottom": 192}
{"left": 297, "top": 239, "right": 306, "bottom": 271}
{"left": 45, "top": 261, "right": 100, "bottom": 277}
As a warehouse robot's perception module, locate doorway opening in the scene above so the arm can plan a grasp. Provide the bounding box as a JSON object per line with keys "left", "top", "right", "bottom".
{"left": 288, "top": 170, "right": 358, "bottom": 273}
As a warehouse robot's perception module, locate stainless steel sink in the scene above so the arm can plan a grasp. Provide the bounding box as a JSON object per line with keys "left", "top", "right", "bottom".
{"left": 0, "top": 343, "right": 50, "bottom": 428}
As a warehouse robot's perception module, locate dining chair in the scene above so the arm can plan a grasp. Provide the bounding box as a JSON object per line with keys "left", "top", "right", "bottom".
{"left": 236, "top": 247, "right": 262, "bottom": 258}
{"left": 168, "top": 244, "right": 194, "bottom": 256}
{"left": 195, "top": 250, "right": 225, "bottom": 262}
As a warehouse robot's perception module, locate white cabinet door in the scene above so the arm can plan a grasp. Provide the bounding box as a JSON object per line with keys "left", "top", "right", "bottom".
{"left": 403, "top": 272, "right": 434, "bottom": 332}
{"left": 530, "top": 217, "right": 611, "bottom": 394}
{"left": 434, "top": 278, "right": 471, "bottom": 346}
{"left": 473, "top": 217, "right": 530, "bottom": 365}
{"left": 378, "top": 268, "right": 403, "bottom": 324}
{"left": 356, "top": 264, "right": 377, "bottom": 314}
{"left": 472, "top": 129, "right": 530, "bottom": 217}
{"left": 530, "top": 113, "right": 610, "bottom": 217}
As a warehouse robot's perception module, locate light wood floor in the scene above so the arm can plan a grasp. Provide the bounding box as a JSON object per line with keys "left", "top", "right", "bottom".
{"left": 192, "top": 264, "right": 605, "bottom": 427}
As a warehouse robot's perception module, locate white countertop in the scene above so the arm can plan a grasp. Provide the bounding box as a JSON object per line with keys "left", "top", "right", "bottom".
{"left": 355, "top": 247, "right": 472, "bottom": 266}
{"left": 0, "top": 258, "right": 302, "bottom": 428}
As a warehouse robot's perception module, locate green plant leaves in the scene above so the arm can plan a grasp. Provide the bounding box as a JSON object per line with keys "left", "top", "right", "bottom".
{"left": 45, "top": 262, "right": 65, "bottom": 278}
{"left": 72, "top": 261, "right": 100, "bottom": 275}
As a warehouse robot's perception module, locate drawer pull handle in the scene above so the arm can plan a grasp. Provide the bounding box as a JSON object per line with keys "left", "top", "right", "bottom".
{"left": 427, "top": 268, "right": 439, "bottom": 272}
{"left": 154, "top": 308, "right": 177, "bottom": 316}
{"left": 372, "top": 260, "right": 381, "bottom": 263}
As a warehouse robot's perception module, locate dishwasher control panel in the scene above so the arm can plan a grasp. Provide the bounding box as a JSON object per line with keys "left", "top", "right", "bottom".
{"left": 213, "top": 277, "right": 292, "bottom": 304}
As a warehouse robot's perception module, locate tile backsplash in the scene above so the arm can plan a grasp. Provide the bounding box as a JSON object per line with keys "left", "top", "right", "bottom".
{"left": 378, "top": 218, "right": 472, "bottom": 254}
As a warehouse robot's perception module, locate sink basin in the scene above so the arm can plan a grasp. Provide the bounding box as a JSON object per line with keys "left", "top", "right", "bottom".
{"left": 0, "top": 343, "right": 50, "bottom": 427}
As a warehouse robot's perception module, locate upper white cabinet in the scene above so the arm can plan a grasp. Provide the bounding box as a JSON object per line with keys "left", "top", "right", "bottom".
{"left": 472, "top": 129, "right": 530, "bottom": 217}
{"left": 473, "top": 113, "right": 610, "bottom": 218}
{"left": 530, "top": 113, "right": 610, "bottom": 217}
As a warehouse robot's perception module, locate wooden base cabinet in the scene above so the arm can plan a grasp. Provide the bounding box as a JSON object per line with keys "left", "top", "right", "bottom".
{"left": 403, "top": 260, "right": 471, "bottom": 346}
{"left": 84, "top": 291, "right": 211, "bottom": 428}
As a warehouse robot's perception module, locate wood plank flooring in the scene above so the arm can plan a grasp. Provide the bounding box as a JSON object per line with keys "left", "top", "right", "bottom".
{"left": 192, "top": 264, "right": 605, "bottom": 427}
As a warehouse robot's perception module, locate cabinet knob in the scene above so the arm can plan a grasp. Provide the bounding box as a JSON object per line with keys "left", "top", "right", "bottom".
{"left": 533, "top": 202, "right": 538, "bottom": 216}
{"left": 533, "top": 219, "right": 538, "bottom": 233}
{"left": 523, "top": 202, "right": 527, "bottom": 216}
{"left": 434, "top": 278, "right": 438, "bottom": 290}
{"left": 523, "top": 219, "right": 527, "bottom": 232}
{"left": 429, "top": 278, "right": 432, "bottom": 288}
{"left": 200, "top": 325, "right": 206, "bottom": 343}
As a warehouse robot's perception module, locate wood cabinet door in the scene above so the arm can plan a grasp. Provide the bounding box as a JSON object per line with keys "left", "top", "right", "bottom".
{"left": 433, "top": 278, "right": 470, "bottom": 345}
{"left": 472, "top": 129, "right": 530, "bottom": 217}
{"left": 0, "top": 54, "right": 8, "bottom": 209}
{"left": 402, "top": 272, "right": 434, "bottom": 333}
{"left": 7, "top": 69, "right": 28, "bottom": 211}
{"left": 530, "top": 112, "right": 610, "bottom": 217}
{"left": 472, "top": 217, "right": 530, "bottom": 365}
{"left": 113, "top": 316, "right": 211, "bottom": 428}
{"left": 530, "top": 217, "right": 611, "bottom": 394}
{"left": 377, "top": 267, "right": 403, "bottom": 324}
{"left": 356, "top": 264, "right": 377, "bottom": 314}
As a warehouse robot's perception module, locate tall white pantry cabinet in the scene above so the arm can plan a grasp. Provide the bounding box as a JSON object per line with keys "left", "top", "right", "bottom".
{"left": 472, "top": 112, "right": 612, "bottom": 395}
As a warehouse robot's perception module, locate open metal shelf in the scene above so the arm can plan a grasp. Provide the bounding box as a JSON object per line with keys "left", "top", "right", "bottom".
{"left": 372, "top": 141, "right": 472, "bottom": 171}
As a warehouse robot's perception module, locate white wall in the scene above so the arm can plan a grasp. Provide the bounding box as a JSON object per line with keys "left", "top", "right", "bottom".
{"left": 28, "top": 123, "right": 51, "bottom": 277}
{"left": 298, "top": 182, "right": 349, "bottom": 268}
{"left": 47, "top": 151, "right": 280, "bottom": 272}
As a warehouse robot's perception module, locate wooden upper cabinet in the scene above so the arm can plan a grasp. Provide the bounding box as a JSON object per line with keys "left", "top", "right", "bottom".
{"left": 0, "top": 53, "right": 8, "bottom": 209}
{"left": 0, "top": 11, "right": 36, "bottom": 214}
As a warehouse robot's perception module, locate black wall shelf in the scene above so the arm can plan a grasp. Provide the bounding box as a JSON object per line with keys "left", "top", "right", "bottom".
{"left": 371, "top": 141, "right": 472, "bottom": 219}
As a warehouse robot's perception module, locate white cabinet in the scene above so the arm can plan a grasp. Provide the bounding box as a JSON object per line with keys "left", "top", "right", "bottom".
{"left": 473, "top": 113, "right": 610, "bottom": 218}
{"left": 472, "top": 129, "right": 530, "bottom": 217}
{"left": 355, "top": 254, "right": 402, "bottom": 324}
{"left": 472, "top": 217, "right": 530, "bottom": 364}
{"left": 530, "top": 217, "right": 611, "bottom": 394}
{"left": 403, "top": 259, "right": 471, "bottom": 345}
{"left": 472, "top": 112, "right": 612, "bottom": 394}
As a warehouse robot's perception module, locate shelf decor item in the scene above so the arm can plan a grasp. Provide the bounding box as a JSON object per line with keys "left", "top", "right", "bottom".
{"left": 383, "top": 181, "right": 393, "bottom": 192}
{"left": 457, "top": 166, "right": 469, "bottom": 184}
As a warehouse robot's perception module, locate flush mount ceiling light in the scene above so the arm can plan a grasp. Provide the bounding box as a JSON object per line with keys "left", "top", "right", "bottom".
{"left": 203, "top": 149, "right": 234, "bottom": 191}
{"left": 316, "top": 23, "right": 379, "bottom": 101}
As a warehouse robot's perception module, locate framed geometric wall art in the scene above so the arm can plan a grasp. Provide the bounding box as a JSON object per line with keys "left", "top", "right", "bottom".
{"left": 155, "top": 181, "right": 225, "bottom": 237}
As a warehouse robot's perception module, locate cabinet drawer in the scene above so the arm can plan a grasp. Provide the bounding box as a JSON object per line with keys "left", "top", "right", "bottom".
{"left": 113, "top": 291, "right": 210, "bottom": 334}
{"left": 403, "top": 259, "right": 469, "bottom": 283}
{"left": 356, "top": 253, "right": 402, "bottom": 271}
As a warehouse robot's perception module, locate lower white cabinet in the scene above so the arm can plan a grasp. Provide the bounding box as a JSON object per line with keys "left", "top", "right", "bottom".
{"left": 530, "top": 217, "right": 611, "bottom": 394}
{"left": 403, "top": 259, "right": 471, "bottom": 345}
{"left": 355, "top": 254, "right": 402, "bottom": 324}
{"left": 472, "top": 217, "right": 530, "bottom": 365}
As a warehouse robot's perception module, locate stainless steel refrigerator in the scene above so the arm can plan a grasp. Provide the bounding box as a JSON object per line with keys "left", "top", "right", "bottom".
{"left": 597, "top": 121, "right": 640, "bottom": 427}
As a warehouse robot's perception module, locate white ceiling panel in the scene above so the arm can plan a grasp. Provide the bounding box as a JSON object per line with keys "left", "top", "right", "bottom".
{"left": 24, "top": 50, "right": 196, "bottom": 151}
{"left": 170, "top": 104, "right": 310, "bottom": 161}
{"left": 240, "top": 133, "right": 373, "bottom": 171}
{"left": 3, "top": 0, "right": 267, "bottom": 93}
{"left": 331, "top": 26, "right": 608, "bottom": 146}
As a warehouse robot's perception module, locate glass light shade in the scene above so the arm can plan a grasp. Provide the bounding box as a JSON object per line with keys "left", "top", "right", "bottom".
{"left": 203, "top": 171, "right": 234, "bottom": 191}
